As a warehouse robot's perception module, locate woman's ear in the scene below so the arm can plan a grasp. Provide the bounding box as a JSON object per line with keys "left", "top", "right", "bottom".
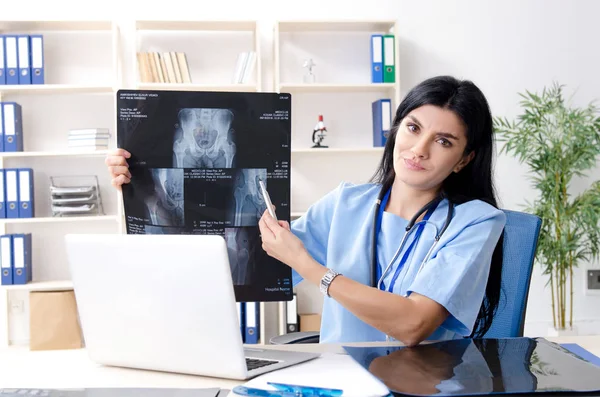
{"left": 454, "top": 151, "right": 475, "bottom": 173}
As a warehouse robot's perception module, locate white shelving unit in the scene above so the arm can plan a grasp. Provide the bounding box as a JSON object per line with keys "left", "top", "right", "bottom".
{"left": 131, "top": 20, "right": 276, "bottom": 344}
{"left": 133, "top": 20, "right": 261, "bottom": 92}
{"left": 0, "top": 20, "right": 122, "bottom": 347}
{"left": 273, "top": 19, "right": 401, "bottom": 334}
{"left": 0, "top": 18, "right": 401, "bottom": 348}
{"left": 274, "top": 19, "right": 400, "bottom": 212}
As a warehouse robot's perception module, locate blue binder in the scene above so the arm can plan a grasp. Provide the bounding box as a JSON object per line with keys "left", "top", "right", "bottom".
{"left": 370, "top": 34, "right": 383, "bottom": 83}
{"left": 0, "top": 102, "right": 4, "bottom": 152}
{"left": 0, "top": 35, "right": 6, "bottom": 85}
{"left": 372, "top": 98, "right": 392, "bottom": 147}
{"left": 244, "top": 301, "right": 260, "bottom": 344}
{"left": 2, "top": 102, "right": 23, "bottom": 152}
{"left": 5, "top": 169, "right": 19, "bottom": 218}
{"left": 30, "top": 35, "right": 44, "bottom": 85}
{"left": 4, "top": 36, "right": 18, "bottom": 85}
{"left": 0, "top": 235, "right": 13, "bottom": 285}
{"left": 18, "top": 168, "right": 34, "bottom": 218}
{"left": 0, "top": 169, "right": 6, "bottom": 219}
{"left": 17, "top": 35, "right": 31, "bottom": 85}
{"left": 12, "top": 233, "right": 32, "bottom": 285}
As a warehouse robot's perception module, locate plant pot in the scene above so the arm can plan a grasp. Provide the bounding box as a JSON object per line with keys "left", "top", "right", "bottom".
{"left": 547, "top": 325, "right": 579, "bottom": 337}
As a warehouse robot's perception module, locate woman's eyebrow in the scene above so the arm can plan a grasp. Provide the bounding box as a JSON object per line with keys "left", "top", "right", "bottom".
{"left": 407, "top": 115, "right": 460, "bottom": 140}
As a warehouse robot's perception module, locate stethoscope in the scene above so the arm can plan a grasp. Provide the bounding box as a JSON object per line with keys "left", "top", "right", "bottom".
{"left": 370, "top": 186, "right": 455, "bottom": 293}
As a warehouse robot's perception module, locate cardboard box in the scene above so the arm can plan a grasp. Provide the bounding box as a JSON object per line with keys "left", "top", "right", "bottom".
{"left": 299, "top": 313, "right": 321, "bottom": 332}
{"left": 29, "top": 290, "right": 84, "bottom": 351}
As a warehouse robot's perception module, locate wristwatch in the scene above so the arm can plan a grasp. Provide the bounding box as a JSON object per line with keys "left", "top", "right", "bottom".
{"left": 320, "top": 269, "right": 341, "bottom": 297}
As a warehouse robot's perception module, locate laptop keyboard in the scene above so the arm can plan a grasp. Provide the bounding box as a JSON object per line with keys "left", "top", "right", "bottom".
{"left": 246, "top": 357, "right": 278, "bottom": 371}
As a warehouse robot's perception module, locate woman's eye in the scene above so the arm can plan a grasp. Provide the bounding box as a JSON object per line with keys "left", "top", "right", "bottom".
{"left": 438, "top": 138, "right": 452, "bottom": 147}
{"left": 407, "top": 124, "right": 418, "bottom": 133}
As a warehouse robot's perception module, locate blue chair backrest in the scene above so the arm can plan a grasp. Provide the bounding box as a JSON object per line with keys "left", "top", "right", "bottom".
{"left": 483, "top": 209, "right": 542, "bottom": 338}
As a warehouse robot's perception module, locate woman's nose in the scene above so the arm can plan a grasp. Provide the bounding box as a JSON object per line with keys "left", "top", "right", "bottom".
{"left": 411, "top": 137, "right": 429, "bottom": 158}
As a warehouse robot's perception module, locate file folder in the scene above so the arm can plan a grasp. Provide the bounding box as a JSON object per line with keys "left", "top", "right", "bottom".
{"left": 383, "top": 35, "right": 395, "bottom": 83}
{"left": 3, "top": 102, "right": 24, "bottom": 152}
{"left": 0, "top": 35, "right": 6, "bottom": 85}
{"left": 5, "top": 169, "right": 19, "bottom": 218}
{"left": 4, "top": 36, "right": 18, "bottom": 85}
{"left": 0, "top": 103, "right": 4, "bottom": 152}
{"left": 372, "top": 99, "right": 392, "bottom": 147}
{"left": 370, "top": 34, "right": 384, "bottom": 83}
{"left": 12, "top": 233, "right": 32, "bottom": 285}
{"left": 30, "top": 35, "right": 44, "bottom": 84}
{"left": 244, "top": 301, "right": 260, "bottom": 344}
{"left": 17, "top": 35, "right": 31, "bottom": 85}
{"left": 0, "top": 235, "right": 13, "bottom": 285}
{"left": 286, "top": 293, "right": 298, "bottom": 333}
{"left": 18, "top": 168, "right": 34, "bottom": 218}
{"left": 0, "top": 169, "right": 6, "bottom": 218}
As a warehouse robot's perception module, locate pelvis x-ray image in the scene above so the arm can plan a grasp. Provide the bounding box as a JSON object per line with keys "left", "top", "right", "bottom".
{"left": 173, "top": 108, "right": 237, "bottom": 168}
{"left": 232, "top": 168, "right": 267, "bottom": 227}
{"left": 225, "top": 227, "right": 262, "bottom": 286}
{"left": 144, "top": 168, "right": 185, "bottom": 227}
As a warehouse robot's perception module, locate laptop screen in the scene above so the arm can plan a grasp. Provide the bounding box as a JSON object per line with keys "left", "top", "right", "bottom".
{"left": 116, "top": 89, "right": 292, "bottom": 303}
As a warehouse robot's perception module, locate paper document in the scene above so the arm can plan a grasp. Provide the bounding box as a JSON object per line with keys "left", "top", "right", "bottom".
{"left": 229, "top": 353, "right": 390, "bottom": 397}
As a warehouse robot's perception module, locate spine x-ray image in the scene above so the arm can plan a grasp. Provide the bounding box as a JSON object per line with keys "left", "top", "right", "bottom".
{"left": 117, "top": 89, "right": 292, "bottom": 303}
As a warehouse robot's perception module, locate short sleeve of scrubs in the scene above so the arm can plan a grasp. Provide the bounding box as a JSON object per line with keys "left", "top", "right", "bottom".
{"left": 406, "top": 208, "right": 506, "bottom": 337}
{"left": 289, "top": 183, "right": 345, "bottom": 286}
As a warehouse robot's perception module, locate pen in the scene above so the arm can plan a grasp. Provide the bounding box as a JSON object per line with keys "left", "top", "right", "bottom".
{"left": 232, "top": 382, "right": 344, "bottom": 396}
{"left": 269, "top": 382, "right": 343, "bottom": 396}
{"left": 258, "top": 179, "right": 278, "bottom": 221}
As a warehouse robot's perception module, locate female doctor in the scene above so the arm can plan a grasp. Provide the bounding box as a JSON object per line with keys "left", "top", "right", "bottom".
{"left": 106, "top": 75, "right": 506, "bottom": 347}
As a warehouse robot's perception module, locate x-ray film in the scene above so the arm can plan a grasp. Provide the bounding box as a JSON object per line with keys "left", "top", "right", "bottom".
{"left": 116, "top": 90, "right": 292, "bottom": 302}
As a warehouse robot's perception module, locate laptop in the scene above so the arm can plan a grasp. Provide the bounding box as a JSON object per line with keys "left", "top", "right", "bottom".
{"left": 64, "top": 234, "right": 319, "bottom": 380}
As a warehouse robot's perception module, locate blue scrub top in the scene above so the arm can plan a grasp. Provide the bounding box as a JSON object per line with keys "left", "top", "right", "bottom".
{"left": 290, "top": 182, "right": 506, "bottom": 343}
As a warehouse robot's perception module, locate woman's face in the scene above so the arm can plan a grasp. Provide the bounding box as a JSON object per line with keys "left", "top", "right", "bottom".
{"left": 393, "top": 105, "right": 473, "bottom": 192}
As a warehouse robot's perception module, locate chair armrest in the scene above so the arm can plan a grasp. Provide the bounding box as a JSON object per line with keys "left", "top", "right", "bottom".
{"left": 269, "top": 331, "right": 320, "bottom": 345}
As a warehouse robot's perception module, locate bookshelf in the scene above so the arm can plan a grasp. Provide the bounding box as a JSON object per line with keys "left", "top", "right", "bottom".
{"left": 274, "top": 18, "right": 400, "bottom": 212}
{"left": 0, "top": 18, "right": 401, "bottom": 348}
{"left": 273, "top": 19, "right": 401, "bottom": 334}
{"left": 130, "top": 19, "right": 276, "bottom": 345}
{"left": 0, "top": 20, "right": 121, "bottom": 347}
{"left": 133, "top": 20, "right": 261, "bottom": 92}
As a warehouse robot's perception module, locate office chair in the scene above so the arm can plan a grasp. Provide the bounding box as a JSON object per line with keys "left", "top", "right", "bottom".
{"left": 269, "top": 209, "right": 542, "bottom": 344}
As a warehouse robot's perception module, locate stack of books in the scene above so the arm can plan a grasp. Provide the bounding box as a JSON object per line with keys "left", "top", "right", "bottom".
{"left": 68, "top": 128, "right": 110, "bottom": 151}
{"left": 137, "top": 51, "right": 192, "bottom": 84}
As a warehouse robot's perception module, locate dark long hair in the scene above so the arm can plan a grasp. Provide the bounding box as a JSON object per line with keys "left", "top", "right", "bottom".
{"left": 371, "top": 75, "right": 504, "bottom": 338}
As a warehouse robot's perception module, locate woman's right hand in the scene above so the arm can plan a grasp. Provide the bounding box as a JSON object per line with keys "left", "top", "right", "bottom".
{"left": 105, "top": 148, "right": 132, "bottom": 189}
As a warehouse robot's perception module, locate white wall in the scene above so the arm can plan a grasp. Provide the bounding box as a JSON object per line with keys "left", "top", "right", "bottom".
{"left": 4, "top": 0, "right": 600, "bottom": 337}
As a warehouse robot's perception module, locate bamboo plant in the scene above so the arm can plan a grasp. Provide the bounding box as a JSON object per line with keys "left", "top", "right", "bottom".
{"left": 493, "top": 83, "right": 600, "bottom": 330}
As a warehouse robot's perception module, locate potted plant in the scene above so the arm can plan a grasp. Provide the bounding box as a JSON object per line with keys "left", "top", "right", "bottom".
{"left": 493, "top": 82, "right": 600, "bottom": 335}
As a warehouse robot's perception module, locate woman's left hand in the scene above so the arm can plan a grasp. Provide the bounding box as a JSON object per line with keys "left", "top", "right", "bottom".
{"left": 258, "top": 209, "right": 308, "bottom": 270}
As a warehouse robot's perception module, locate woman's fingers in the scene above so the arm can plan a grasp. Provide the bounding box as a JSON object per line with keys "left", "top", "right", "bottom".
{"left": 105, "top": 155, "right": 128, "bottom": 167}
{"left": 105, "top": 149, "right": 131, "bottom": 167}
{"left": 111, "top": 174, "right": 131, "bottom": 187}
{"left": 108, "top": 165, "right": 131, "bottom": 179}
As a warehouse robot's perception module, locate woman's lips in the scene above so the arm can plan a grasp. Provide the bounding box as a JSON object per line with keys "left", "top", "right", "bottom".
{"left": 404, "top": 158, "right": 425, "bottom": 171}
